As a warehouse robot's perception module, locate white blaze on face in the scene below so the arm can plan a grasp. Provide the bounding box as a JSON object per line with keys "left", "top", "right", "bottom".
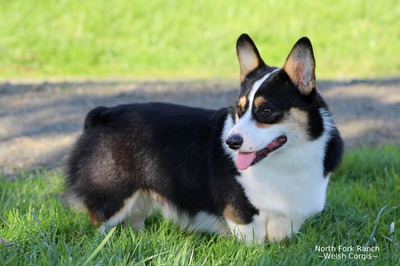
{"left": 228, "top": 69, "right": 284, "bottom": 170}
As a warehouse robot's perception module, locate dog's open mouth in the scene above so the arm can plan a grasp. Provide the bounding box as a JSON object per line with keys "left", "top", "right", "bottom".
{"left": 236, "top": 136, "right": 287, "bottom": 170}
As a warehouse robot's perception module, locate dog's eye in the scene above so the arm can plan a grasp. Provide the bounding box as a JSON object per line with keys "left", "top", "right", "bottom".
{"left": 261, "top": 107, "right": 271, "bottom": 114}
{"left": 258, "top": 104, "right": 274, "bottom": 118}
{"left": 236, "top": 104, "right": 243, "bottom": 114}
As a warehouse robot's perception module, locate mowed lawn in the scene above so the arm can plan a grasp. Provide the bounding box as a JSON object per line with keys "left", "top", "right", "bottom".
{"left": 0, "top": 0, "right": 399, "bottom": 79}
{"left": 0, "top": 146, "right": 399, "bottom": 265}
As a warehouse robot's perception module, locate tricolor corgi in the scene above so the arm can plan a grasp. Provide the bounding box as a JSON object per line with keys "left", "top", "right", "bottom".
{"left": 66, "top": 34, "right": 343, "bottom": 243}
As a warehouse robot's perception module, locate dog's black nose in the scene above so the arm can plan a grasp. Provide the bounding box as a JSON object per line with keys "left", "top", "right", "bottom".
{"left": 225, "top": 134, "right": 243, "bottom": 150}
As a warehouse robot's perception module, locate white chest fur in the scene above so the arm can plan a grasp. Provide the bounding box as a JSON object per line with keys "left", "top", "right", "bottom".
{"left": 238, "top": 139, "right": 329, "bottom": 222}
{"left": 238, "top": 137, "right": 330, "bottom": 242}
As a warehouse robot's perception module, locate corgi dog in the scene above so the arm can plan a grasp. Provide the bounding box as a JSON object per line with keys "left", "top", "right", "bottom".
{"left": 66, "top": 34, "right": 343, "bottom": 243}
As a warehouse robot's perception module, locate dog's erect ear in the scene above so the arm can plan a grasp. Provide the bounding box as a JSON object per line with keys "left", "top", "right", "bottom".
{"left": 236, "top": 34, "right": 265, "bottom": 82}
{"left": 283, "top": 37, "right": 316, "bottom": 95}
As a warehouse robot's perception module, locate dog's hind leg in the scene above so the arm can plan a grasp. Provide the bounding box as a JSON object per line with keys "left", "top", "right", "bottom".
{"left": 126, "top": 191, "right": 154, "bottom": 230}
{"left": 98, "top": 190, "right": 154, "bottom": 232}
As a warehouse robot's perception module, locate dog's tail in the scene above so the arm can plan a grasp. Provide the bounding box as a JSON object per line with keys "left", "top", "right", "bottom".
{"left": 83, "top": 106, "right": 109, "bottom": 130}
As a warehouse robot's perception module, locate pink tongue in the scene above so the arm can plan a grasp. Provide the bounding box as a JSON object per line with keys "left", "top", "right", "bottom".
{"left": 236, "top": 152, "right": 256, "bottom": 170}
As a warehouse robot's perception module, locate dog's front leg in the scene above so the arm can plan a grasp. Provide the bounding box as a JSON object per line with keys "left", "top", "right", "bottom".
{"left": 225, "top": 215, "right": 266, "bottom": 244}
{"left": 266, "top": 216, "right": 300, "bottom": 242}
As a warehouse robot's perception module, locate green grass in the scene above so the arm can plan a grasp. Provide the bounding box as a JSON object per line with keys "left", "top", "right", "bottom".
{"left": 0, "top": 146, "right": 399, "bottom": 265}
{"left": 0, "top": 0, "right": 399, "bottom": 79}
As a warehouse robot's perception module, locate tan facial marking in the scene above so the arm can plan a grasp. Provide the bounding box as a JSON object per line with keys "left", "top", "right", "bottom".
{"left": 289, "top": 107, "right": 309, "bottom": 126}
{"left": 255, "top": 122, "right": 273, "bottom": 129}
{"left": 238, "top": 96, "right": 247, "bottom": 110}
{"left": 285, "top": 107, "right": 310, "bottom": 140}
{"left": 254, "top": 96, "right": 266, "bottom": 108}
{"left": 223, "top": 204, "right": 246, "bottom": 225}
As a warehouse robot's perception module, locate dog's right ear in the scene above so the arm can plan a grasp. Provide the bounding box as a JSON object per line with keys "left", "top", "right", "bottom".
{"left": 283, "top": 37, "right": 316, "bottom": 95}
{"left": 236, "top": 34, "right": 265, "bottom": 82}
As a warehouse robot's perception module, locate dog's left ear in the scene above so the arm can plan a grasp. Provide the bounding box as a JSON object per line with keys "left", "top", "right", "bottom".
{"left": 283, "top": 37, "right": 316, "bottom": 95}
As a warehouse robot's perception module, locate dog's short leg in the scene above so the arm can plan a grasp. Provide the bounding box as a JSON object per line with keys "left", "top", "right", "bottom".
{"left": 126, "top": 192, "right": 154, "bottom": 230}
{"left": 96, "top": 190, "right": 154, "bottom": 232}
{"left": 266, "top": 216, "right": 298, "bottom": 242}
{"left": 226, "top": 215, "right": 266, "bottom": 244}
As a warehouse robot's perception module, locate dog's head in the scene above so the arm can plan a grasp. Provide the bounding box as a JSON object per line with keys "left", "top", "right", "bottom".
{"left": 226, "top": 34, "right": 326, "bottom": 170}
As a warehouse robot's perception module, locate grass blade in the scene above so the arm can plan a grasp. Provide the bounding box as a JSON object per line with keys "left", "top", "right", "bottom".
{"left": 83, "top": 227, "right": 116, "bottom": 266}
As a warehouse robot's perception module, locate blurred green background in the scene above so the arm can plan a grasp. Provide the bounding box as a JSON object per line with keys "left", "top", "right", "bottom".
{"left": 0, "top": 0, "right": 399, "bottom": 79}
